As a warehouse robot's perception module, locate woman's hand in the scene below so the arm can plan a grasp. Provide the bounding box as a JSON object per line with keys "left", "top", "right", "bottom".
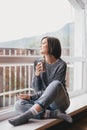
{"left": 17, "top": 94, "right": 30, "bottom": 100}
{"left": 35, "top": 62, "right": 43, "bottom": 76}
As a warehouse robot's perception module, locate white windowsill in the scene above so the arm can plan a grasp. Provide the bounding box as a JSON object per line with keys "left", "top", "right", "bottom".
{"left": 0, "top": 92, "right": 87, "bottom": 130}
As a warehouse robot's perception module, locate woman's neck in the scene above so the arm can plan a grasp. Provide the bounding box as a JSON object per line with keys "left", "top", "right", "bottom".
{"left": 45, "top": 55, "right": 58, "bottom": 64}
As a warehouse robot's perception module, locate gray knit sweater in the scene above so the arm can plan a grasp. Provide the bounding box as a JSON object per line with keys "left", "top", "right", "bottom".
{"left": 31, "top": 58, "right": 67, "bottom": 100}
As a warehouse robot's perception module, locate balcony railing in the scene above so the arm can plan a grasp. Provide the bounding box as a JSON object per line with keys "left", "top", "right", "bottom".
{"left": 0, "top": 48, "right": 82, "bottom": 111}
{"left": 0, "top": 48, "right": 39, "bottom": 110}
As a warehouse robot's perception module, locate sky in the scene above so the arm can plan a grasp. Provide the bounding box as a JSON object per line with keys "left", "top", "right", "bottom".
{"left": 0, "top": 0, "right": 74, "bottom": 42}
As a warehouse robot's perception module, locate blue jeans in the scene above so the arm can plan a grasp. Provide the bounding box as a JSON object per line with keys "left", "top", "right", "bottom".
{"left": 15, "top": 80, "right": 70, "bottom": 119}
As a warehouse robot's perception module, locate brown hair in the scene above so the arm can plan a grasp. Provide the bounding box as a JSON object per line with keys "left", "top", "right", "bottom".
{"left": 41, "top": 36, "right": 61, "bottom": 59}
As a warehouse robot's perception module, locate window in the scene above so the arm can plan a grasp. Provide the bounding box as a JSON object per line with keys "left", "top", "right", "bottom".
{"left": 0, "top": 0, "right": 86, "bottom": 120}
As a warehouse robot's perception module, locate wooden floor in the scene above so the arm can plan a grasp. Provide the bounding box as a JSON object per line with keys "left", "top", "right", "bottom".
{"left": 47, "top": 109, "right": 87, "bottom": 130}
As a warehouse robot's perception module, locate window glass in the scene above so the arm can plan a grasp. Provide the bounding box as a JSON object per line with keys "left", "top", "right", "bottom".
{"left": 0, "top": 0, "right": 74, "bottom": 57}
{"left": 0, "top": 0, "right": 85, "bottom": 112}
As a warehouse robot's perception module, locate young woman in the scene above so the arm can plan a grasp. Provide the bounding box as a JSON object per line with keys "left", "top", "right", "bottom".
{"left": 8, "top": 36, "right": 72, "bottom": 126}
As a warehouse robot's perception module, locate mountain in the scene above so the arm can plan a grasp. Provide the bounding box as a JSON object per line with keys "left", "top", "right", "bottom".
{"left": 0, "top": 23, "right": 74, "bottom": 49}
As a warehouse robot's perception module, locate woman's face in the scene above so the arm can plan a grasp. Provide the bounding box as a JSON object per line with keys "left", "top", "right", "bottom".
{"left": 40, "top": 38, "right": 48, "bottom": 55}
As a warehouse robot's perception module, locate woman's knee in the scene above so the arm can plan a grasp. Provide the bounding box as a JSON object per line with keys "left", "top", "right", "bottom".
{"left": 50, "top": 80, "right": 62, "bottom": 89}
{"left": 52, "top": 80, "right": 61, "bottom": 85}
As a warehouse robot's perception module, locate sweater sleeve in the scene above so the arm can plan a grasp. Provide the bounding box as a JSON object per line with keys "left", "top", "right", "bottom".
{"left": 31, "top": 72, "right": 46, "bottom": 100}
{"left": 31, "top": 69, "right": 43, "bottom": 100}
{"left": 32, "top": 59, "right": 43, "bottom": 92}
{"left": 30, "top": 91, "right": 43, "bottom": 101}
{"left": 32, "top": 75, "right": 43, "bottom": 92}
{"left": 32, "top": 58, "right": 48, "bottom": 91}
